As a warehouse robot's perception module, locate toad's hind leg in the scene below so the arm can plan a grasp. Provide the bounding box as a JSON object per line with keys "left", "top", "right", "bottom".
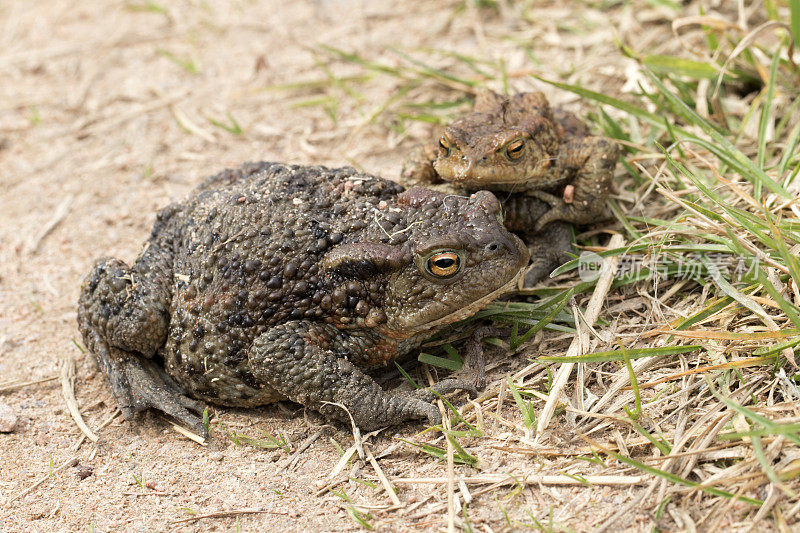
{"left": 78, "top": 258, "right": 208, "bottom": 437}
{"left": 84, "top": 329, "right": 208, "bottom": 436}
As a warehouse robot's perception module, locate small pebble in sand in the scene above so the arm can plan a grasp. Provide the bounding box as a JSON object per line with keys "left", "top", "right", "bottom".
{"left": 76, "top": 465, "right": 94, "bottom": 480}
{"left": 0, "top": 401, "right": 18, "bottom": 432}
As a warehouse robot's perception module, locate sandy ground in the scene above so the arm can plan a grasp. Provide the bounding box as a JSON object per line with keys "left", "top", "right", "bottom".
{"left": 1, "top": 1, "right": 692, "bottom": 530}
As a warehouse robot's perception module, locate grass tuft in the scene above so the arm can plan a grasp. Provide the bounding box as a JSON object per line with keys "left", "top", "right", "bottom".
{"left": 288, "top": 2, "right": 800, "bottom": 528}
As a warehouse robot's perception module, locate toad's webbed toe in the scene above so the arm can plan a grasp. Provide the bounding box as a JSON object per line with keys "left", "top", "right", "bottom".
{"left": 410, "top": 378, "right": 479, "bottom": 403}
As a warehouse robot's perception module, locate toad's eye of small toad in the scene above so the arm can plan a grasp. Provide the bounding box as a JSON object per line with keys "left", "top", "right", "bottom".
{"left": 438, "top": 136, "right": 451, "bottom": 157}
{"left": 505, "top": 139, "right": 525, "bottom": 160}
{"left": 425, "top": 251, "right": 461, "bottom": 278}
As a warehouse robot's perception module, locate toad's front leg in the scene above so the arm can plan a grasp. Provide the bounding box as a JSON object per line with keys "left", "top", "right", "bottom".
{"left": 529, "top": 136, "right": 619, "bottom": 231}
{"left": 248, "top": 321, "right": 450, "bottom": 430}
{"left": 400, "top": 143, "right": 441, "bottom": 185}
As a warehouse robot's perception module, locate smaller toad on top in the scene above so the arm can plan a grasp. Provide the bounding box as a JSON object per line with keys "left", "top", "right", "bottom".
{"left": 402, "top": 90, "right": 620, "bottom": 233}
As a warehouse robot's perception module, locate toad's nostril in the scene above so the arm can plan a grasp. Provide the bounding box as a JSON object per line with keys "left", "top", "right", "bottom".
{"left": 487, "top": 242, "right": 499, "bottom": 252}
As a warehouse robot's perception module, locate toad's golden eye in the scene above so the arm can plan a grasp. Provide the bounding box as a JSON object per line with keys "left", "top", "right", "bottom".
{"left": 425, "top": 251, "right": 461, "bottom": 278}
{"left": 438, "top": 135, "right": 451, "bottom": 157}
{"left": 505, "top": 139, "right": 525, "bottom": 160}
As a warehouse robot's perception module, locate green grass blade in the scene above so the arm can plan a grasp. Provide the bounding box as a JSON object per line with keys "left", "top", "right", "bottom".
{"left": 706, "top": 378, "right": 800, "bottom": 447}
{"left": 601, "top": 447, "right": 762, "bottom": 505}
{"left": 659, "top": 145, "right": 781, "bottom": 253}
{"left": 264, "top": 74, "right": 373, "bottom": 91}
{"left": 207, "top": 111, "right": 243, "bottom": 135}
{"left": 507, "top": 377, "right": 536, "bottom": 429}
{"left": 721, "top": 423, "right": 800, "bottom": 440}
{"left": 751, "top": 265, "right": 800, "bottom": 332}
{"left": 642, "top": 54, "right": 719, "bottom": 79}
{"left": 444, "top": 432, "right": 479, "bottom": 466}
{"left": 644, "top": 70, "right": 790, "bottom": 198}
{"left": 765, "top": 216, "right": 800, "bottom": 294}
{"left": 751, "top": 435, "right": 783, "bottom": 486}
{"left": 347, "top": 507, "right": 374, "bottom": 530}
{"left": 698, "top": 256, "right": 770, "bottom": 322}
{"left": 417, "top": 47, "right": 495, "bottom": 77}
{"left": 394, "top": 361, "right": 421, "bottom": 389}
{"left": 535, "top": 76, "right": 667, "bottom": 131}
{"left": 671, "top": 296, "right": 735, "bottom": 331}
{"left": 389, "top": 47, "right": 479, "bottom": 88}
{"left": 757, "top": 52, "right": 780, "bottom": 172}
{"left": 626, "top": 415, "right": 671, "bottom": 455}
{"left": 537, "top": 344, "right": 703, "bottom": 363}
{"left": 752, "top": 336, "right": 800, "bottom": 356}
{"left": 319, "top": 45, "right": 401, "bottom": 77}
{"left": 515, "top": 288, "right": 574, "bottom": 347}
{"left": 397, "top": 438, "right": 478, "bottom": 466}
{"left": 621, "top": 347, "right": 642, "bottom": 419}
{"left": 419, "top": 352, "right": 462, "bottom": 371}
{"left": 778, "top": 120, "right": 800, "bottom": 175}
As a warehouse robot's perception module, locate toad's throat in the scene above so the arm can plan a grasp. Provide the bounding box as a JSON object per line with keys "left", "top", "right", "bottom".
{"left": 410, "top": 268, "right": 524, "bottom": 333}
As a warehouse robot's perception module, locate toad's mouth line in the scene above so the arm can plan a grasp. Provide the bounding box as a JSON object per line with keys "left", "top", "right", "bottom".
{"left": 454, "top": 177, "right": 565, "bottom": 188}
{"left": 412, "top": 267, "right": 525, "bottom": 332}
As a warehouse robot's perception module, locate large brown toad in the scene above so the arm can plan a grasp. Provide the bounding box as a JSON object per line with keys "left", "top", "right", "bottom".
{"left": 77, "top": 162, "right": 529, "bottom": 436}
{"left": 403, "top": 90, "right": 620, "bottom": 232}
